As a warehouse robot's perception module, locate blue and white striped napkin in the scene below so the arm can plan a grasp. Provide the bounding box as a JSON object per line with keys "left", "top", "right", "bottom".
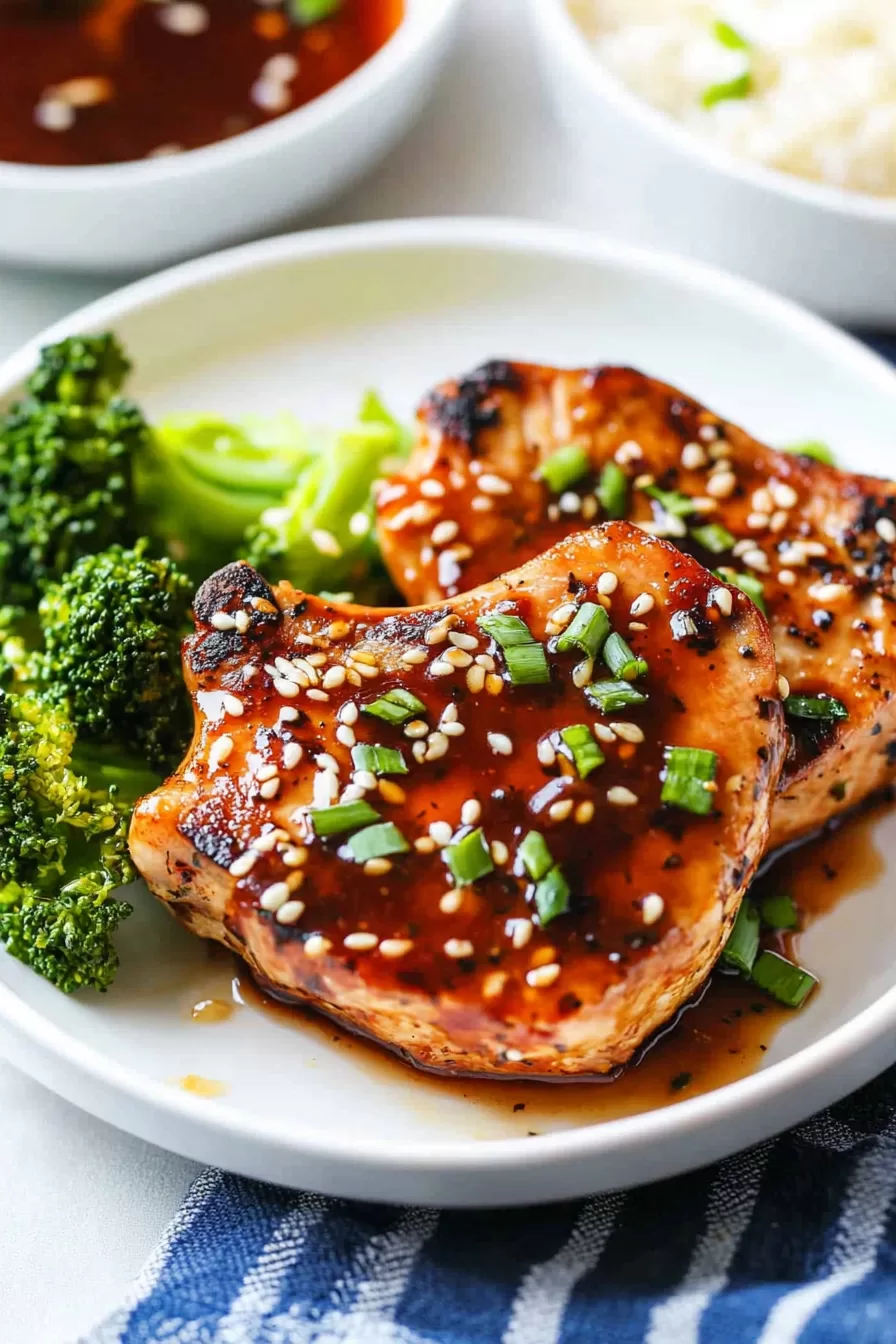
{"left": 83, "top": 330, "right": 896, "bottom": 1344}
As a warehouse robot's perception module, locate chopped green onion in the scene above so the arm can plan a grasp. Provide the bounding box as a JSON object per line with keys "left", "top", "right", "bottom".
{"left": 538, "top": 444, "right": 590, "bottom": 494}
{"left": 351, "top": 744, "right": 408, "bottom": 776}
{"left": 556, "top": 602, "right": 611, "bottom": 659}
{"left": 597, "top": 461, "right": 628, "bottom": 519}
{"left": 347, "top": 821, "right": 409, "bottom": 863}
{"left": 644, "top": 485, "right": 697, "bottom": 517}
{"left": 759, "top": 892, "right": 799, "bottom": 931}
{"left": 586, "top": 680, "right": 649, "bottom": 713}
{"left": 559, "top": 724, "right": 604, "bottom": 779}
{"left": 661, "top": 746, "right": 718, "bottom": 816}
{"left": 784, "top": 440, "right": 835, "bottom": 465}
{"left": 505, "top": 641, "right": 551, "bottom": 686}
{"left": 445, "top": 827, "right": 494, "bottom": 885}
{"left": 534, "top": 865, "right": 571, "bottom": 926}
{"left": 714, "top": 567, "right": 766, "bottom": 614}
{"left": 309, "top": 800, "right": 380, "bottom": 837}
{"left": 691, "top": 523, "right": 735, "bottom": 555}
{"left": 722, "top": 898, "right": 760, "bottom": 976}
{"left": 288, "top": 0, "right": 342, "bottom": 25}
{"left": 712, "top": 18, "right": 750, "bottom": 50}
{"left": 751, "top": 950, "right": 817, "bottom": 1008}
{"left": 519, "top": 830, "right": 553, "bottom": 882}
{"left": 603, "top": 632, "right": 648, "bottom": 682}
{"left": 784, "top": 694, "right": 848, "bottom": 721}
{"left": 477, "top": 612, "right": 535, "bottom": 648}
{"left": 362, "top": 688, "right": 427, "bottom": 726}
{"left": 702, "top": 72, "right": 752, "bottom": 109}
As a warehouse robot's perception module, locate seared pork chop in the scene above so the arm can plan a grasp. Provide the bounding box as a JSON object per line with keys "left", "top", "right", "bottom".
{"left": 376, "top": 361, "right": 896, "bottom": 848}
{"left": 130, "top": 524, "right": 784, "bottom": 1077}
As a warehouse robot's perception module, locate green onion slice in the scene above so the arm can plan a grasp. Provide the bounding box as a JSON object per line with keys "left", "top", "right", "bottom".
{"left": 783, "top": 440, "right": 834, "bottom": 465}
{"left": 702, "top": 72, "right": 752, "bottom": 109}
{"left": 722, "top": 898, "right": 760, "bottom": 976}
{"left": 644, "top": 484, "right": 696, "bottom": 517}
{"left": 691, "top": 522, "right": 735, "bottom": 555}
{"left": 445, "top": 827, "right": 494, "bottom": 885}
{"left": 661, "top": 745, "right": 718, "bottom": 816}
{"left": 784, "top": 694, "right": 848, "bottom": 721}
{"left": 558, "top": 723, "right": 604, "bottom": 779}
{"left": 597, "top": 461, "right": 628, "bottom": 519}
{"left": 714, "top": 567, "right": 766, "bottom": 613}
{"left": 288, "top": 0, "right": 342, "bottom": 25}
{"left": 351, "top": 744, "right": 408, "bottom": 776}
{"left": 538, "top": 444, "right": 590, "bottom": 494}
{"left": 505, "top": 641, "right": 551, "bottom": 686}
{"left": 309, "top": 800, "right": 380, "bottom": 837}
{"left": 759, "top": 891, "right": 799, "bottom": 931}
{"left": 519, "top": 830, "right": 553, "bottom": 882}
{"left": 534, "top": 865, "right": 571, "bottom": 926}
{"left": 603, "top": 631, "right": 648, "bottom": 682}
{"left": 556, "top": 602, "right": 610, "bottom": 659}
{"left": 586, "top": 680, "right": 649, "bottom": 713}
{"left": 751, "top": 950, "right": 817, "bottom": 1008}
{"left": 712, "top": 18, "right": 750, "bottom": 50}
{"left": 362, "top": 688, "right": 427, "bottom": 726}
{"left": 477, "top": 612, "right": 536, "bottom": 648}
{"left": 347, "top": 821, "right": 409, "bottom": 863}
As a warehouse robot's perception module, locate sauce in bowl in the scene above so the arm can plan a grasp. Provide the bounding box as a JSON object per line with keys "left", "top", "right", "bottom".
{"left": 0, "top": 0, "right": 404, "bottom": 167}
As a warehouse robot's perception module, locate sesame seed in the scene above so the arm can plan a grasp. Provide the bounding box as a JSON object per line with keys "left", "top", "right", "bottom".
{"left": 444, "top": 938, "right": 475, "bottom": 960}
{"left": 706, "top": 472, "right": 736, "bottom": 499}
{"left": 425, "top": 615, "right": 457, "bottom": 645}
{"left": 594, "top": 723, "right": 617, "bottom": 744}
{"left": 242, "top": 664, "right": 259, "bottom": 682}
{"left": 263, "top": 52, "right": 299, "bottom": 81}
{"left": 420, "top": 478, "right": 446, "bottom": 498}
{"left": 698, "top": 424, "right": 719, "bottom": 443}
{"left": 339, "top": 702, "right": 359, "bottom": 726}
{"left": 414, "top": 836, "right": 437, "bottom": 854}
{"left": 260, "top": 882, "right": 290, "bottom": 912}
{"left": 307, "top": 689, "right": 330, "bottom": 702}
{"left": 506, "top": 918, "right": 533, "bottom": 949}
{"left": 252, "top": 829, "right": 284, "bottom": 853}
{"left": 610, "top": 721, "right": 644, "bottom": 744}
{"left": 323, "top": 666, "right": 346, "bottom": 690}
{"left": 633, "top": 474, "right": 654, "bottom": 490}
{"left": 607, "top": 786, "right": 639, "bottom": 807}
{"left": 344, "top": 932, "right": 378, "bottom": 951}
{"left": 597, "top": 571, "right": 618, "bottom": 595}
{"left": 877, "top": 517, "right": 896, "bottom": 544}
{"left": 425, "top": 732, "right": 449, "bottom": 761}
{"left": 615, "top": 440, "right": 641, "bottom": 465}
{"left": 440, "top": 888, "right": 464, "bottom": 914}
{"left": 478, "top": 473, "right": 512, "bottom": 496}
{"left": 353, "top": 770, "right": 377, "bottom": 791}
{"left": 475, "top": 654, "right": 496, "bottom": 671}
{"left": 751, "top": 487, "right": 773, "bottom": 514}
{"left": 275, "top": 900, "right": 305, "bottom": 926}
{"left": 440, "top": 719, "right": 464, "bottom": 737}
{"left": 575, "top": 800, "right": 595, "bottom": 824}
{"left": 582, "top": 495, "right": 599, "bottom": 520}
{"left": 35, "top": 97, "right": 76, "bottom": 132}
{"left": 429, "top": 820, "right": 453, "bottom": 846}
{"left": 549, "top": 602, "right": 577, "bottom": 629}
{"left": 482, "top": 971, "right": 508, "bottom": 1000}
{"left": 401, "top": 648, "right": 428, "bottom": 665}
{"left": 537, "top": 739, "right": 557, "bottom": 767}
{"left": 335, "top": 725, "right": 356, "bottom": 749}
{"left": 311, "top": 529, "right": 342, "bottom": 557}
{"left": 210, "top": 610, "right": 236, "bottom": 631}
{"left": 778, "top": 675, "right": 791, "bottom": 698}
{"left": 709, "top": 586, "right": 733, "bottom": 617}
{"left": 487, "top": 732, "right": 513, "bottom": 756}
{"left": 234, "top": 610, "right": 251, "bottom": 634}
{"left": 572, "top": 656, "right": 594, "bottom": 689}
{"left": 380, "top": 939, "right": 414, "bottom": 959}
{"left": 629, "top": 622, "right": 648, "bottom": 633}
{"left": 441, "top": 703, "right": 458, "bottom": 725}
{"left": 444, "top": 646, "right": 473, "bottom": 668}
{"left": 313, "top": 770, "right": 338, "bottom": 807}
{"left": 412, "top": 741, "right": 427, "bottom": 763}
{"left": 364, "top": 858, "right": 392, "bottom": 876}
{"left": 431, "top": 520, "right": 459, "bottom": 546}
{"left": 228, "top": 851, "right": 257, "bottom": 877}
{"left": 256, "top": 763, "right": 279, "bottom": 782}
{"left": 742, "top": 548, "right": 769, "bottom": 573}
{"left": 809, "top": 582, "right": 850, "bottom": 603}
{"left": 548, "top": 799, "right": 573, "bottom": 822}
{"left": 769, "top": 511, "right": 789, "bottom": 533}
{"left": 471, "top": 495, "right": 493, "bottom": 512}
{"left": 304, "top": 934, "right": 332, "bottom": 959}
{"left": 282, "top": 845, "right": 308, "bottom": 867}
{"left": 491, "top": 840, "right": 509, "bottom": 865}
{"left": 630, "top": 593, "right": 654, "bottom": 618}
{"left": 348, "top": 512, "right": 371, "bottom": 538}
{"left": 559, "top": 491, "right": 582, "bottom": 514}
{"left": 485, "top": 674, "right": 504, "bottom": 696}
{"left": 222, "top": 694, "right": 244, "bottom": 717}
{"left": 772, "top": 482, "right": 798, "bottom": 510}
{"left": 252, "top": 81, "right": 292, "bottom": 118}
{"left": 642, "top": 893, "right": 665, "bottom": 926}
{"left": 404, "top": 719, "right": 429, "bottom": 740}
{"left": 208, "top": 735, "right": 234, "bottom": 768}
{"left": 726, "top": 774, "right": 744, "bottom": 794}
{"left": 378, "top": 779, "right": 406, "bottom": 805}
{"left": 159, "top": 1, "right": 210, "bottom": 35}
{"left": 340, "top": 785, "right": 365, "bottom": 804}
{"left": 747, "top": 512, "right": 770, "bottom": 531}
{"left": 279, "top": 707, "right": 300, "bottom": 724}
{"left": 448, "top": 631, "right": 479, "bottom": 651}
{"left": 777, "top": 568, "right": 796, "bottom": 586}
{"left": 527, "top": 963, "right": 561, "bottom": 989}
{"left": 274, "top": 677, "right": 301, "bottom": 699}
{"left": 681, "top": 442, "right": 707, "bottom": 470}
{"left": 275, "top": 656, "right": 304, "bottom": 683}
{"left": 259, "top": 777, "right": 280, "bottom": 800}
{"left": 461, "top": 799, "right": 481, "bottom": 826}
{"left": 328, "top": 621, "right": 350, "bottom": 640}
{"left": 505, "top": 1048, "right": 524, "bottom": 1063}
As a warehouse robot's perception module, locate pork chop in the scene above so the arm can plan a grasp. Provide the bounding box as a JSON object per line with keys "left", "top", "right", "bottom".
{"left": 376, "top": 361, "right": 896, "bottom": 848}
{"left": 130, "top": 524, "right": 784, "bottom": 1077}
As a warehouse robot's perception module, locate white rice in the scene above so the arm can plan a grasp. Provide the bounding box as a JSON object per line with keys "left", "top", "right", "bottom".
{"left": 572, "top": 0, "right": 896, "bottom": 196}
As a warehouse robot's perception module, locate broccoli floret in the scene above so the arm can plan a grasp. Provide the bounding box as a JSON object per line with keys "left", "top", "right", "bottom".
{"left": 38, "top": 541, "right": 193, "bottom": 771}
{"left": 27, "top": 333, "right": 131, "bottom": 407}
{"left": 0, "top": 683, "right": 136, "bottom": 992}
{"left": 0, "top": 391, "right": 145, "bottom": 605}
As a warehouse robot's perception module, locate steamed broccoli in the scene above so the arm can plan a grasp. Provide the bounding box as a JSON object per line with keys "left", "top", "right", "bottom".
{"left": 0, "top": 333, "right": 146, "bottom": 605}
{"left": 37, "top": 541, "right": 193, "bottom": 771}
{"left": 0, "top": 677, "right": 137, "bottom": 993}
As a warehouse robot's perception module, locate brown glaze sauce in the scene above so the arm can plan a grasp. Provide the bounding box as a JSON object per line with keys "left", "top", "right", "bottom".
{"left": 0, "top": 0, "right": 403, "bottom": 166}
{"left": 223, "top": 804, "right": 886, "bottom": 1128}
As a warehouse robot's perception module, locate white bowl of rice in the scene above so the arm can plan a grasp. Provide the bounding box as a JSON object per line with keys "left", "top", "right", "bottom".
{"left": 531, "top": 0, "right": 896, "bottom": 324}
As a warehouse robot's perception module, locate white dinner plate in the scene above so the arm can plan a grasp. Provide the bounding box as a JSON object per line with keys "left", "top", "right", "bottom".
{"left": 2, "top": 219, "right": 896, "bottom": 1208}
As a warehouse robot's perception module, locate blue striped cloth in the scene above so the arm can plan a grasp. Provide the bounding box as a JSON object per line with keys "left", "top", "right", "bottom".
{"left": 84, "top": 329, "right": 896, "bottom": 1344}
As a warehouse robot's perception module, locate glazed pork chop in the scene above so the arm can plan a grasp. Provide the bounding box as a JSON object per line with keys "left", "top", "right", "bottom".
{"left": 130, "top": 523, "right": 784, "bottom": 1077}
{"left": 376, "top": 361, "right": 896, "bottom": 849}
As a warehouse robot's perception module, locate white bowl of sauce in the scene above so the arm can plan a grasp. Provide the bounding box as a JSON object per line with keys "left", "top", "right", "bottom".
{"left": 0, "top": 0, "right": 461, "bottom": 272}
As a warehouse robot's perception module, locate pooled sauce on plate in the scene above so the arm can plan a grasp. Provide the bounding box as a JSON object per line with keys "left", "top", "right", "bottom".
{"left": 226, "top": 801, "right": 887, "bottom": 1129}
{"left": 0, "top": 0, "right": 403, "bottom": 167}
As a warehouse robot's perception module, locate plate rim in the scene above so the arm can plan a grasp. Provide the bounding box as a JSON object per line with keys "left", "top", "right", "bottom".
{"left": 2, "top": 215, "right": 896, "bottom": 1182}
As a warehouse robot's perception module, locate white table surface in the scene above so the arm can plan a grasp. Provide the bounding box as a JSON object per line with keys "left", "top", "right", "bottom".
{"left": 0, "top": 2, "right": 745, "bottom": 1339}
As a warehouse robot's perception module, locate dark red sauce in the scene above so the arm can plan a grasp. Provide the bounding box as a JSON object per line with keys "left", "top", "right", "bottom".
{"left": 0, "top": 0, "right": 403, "bottom": 167}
